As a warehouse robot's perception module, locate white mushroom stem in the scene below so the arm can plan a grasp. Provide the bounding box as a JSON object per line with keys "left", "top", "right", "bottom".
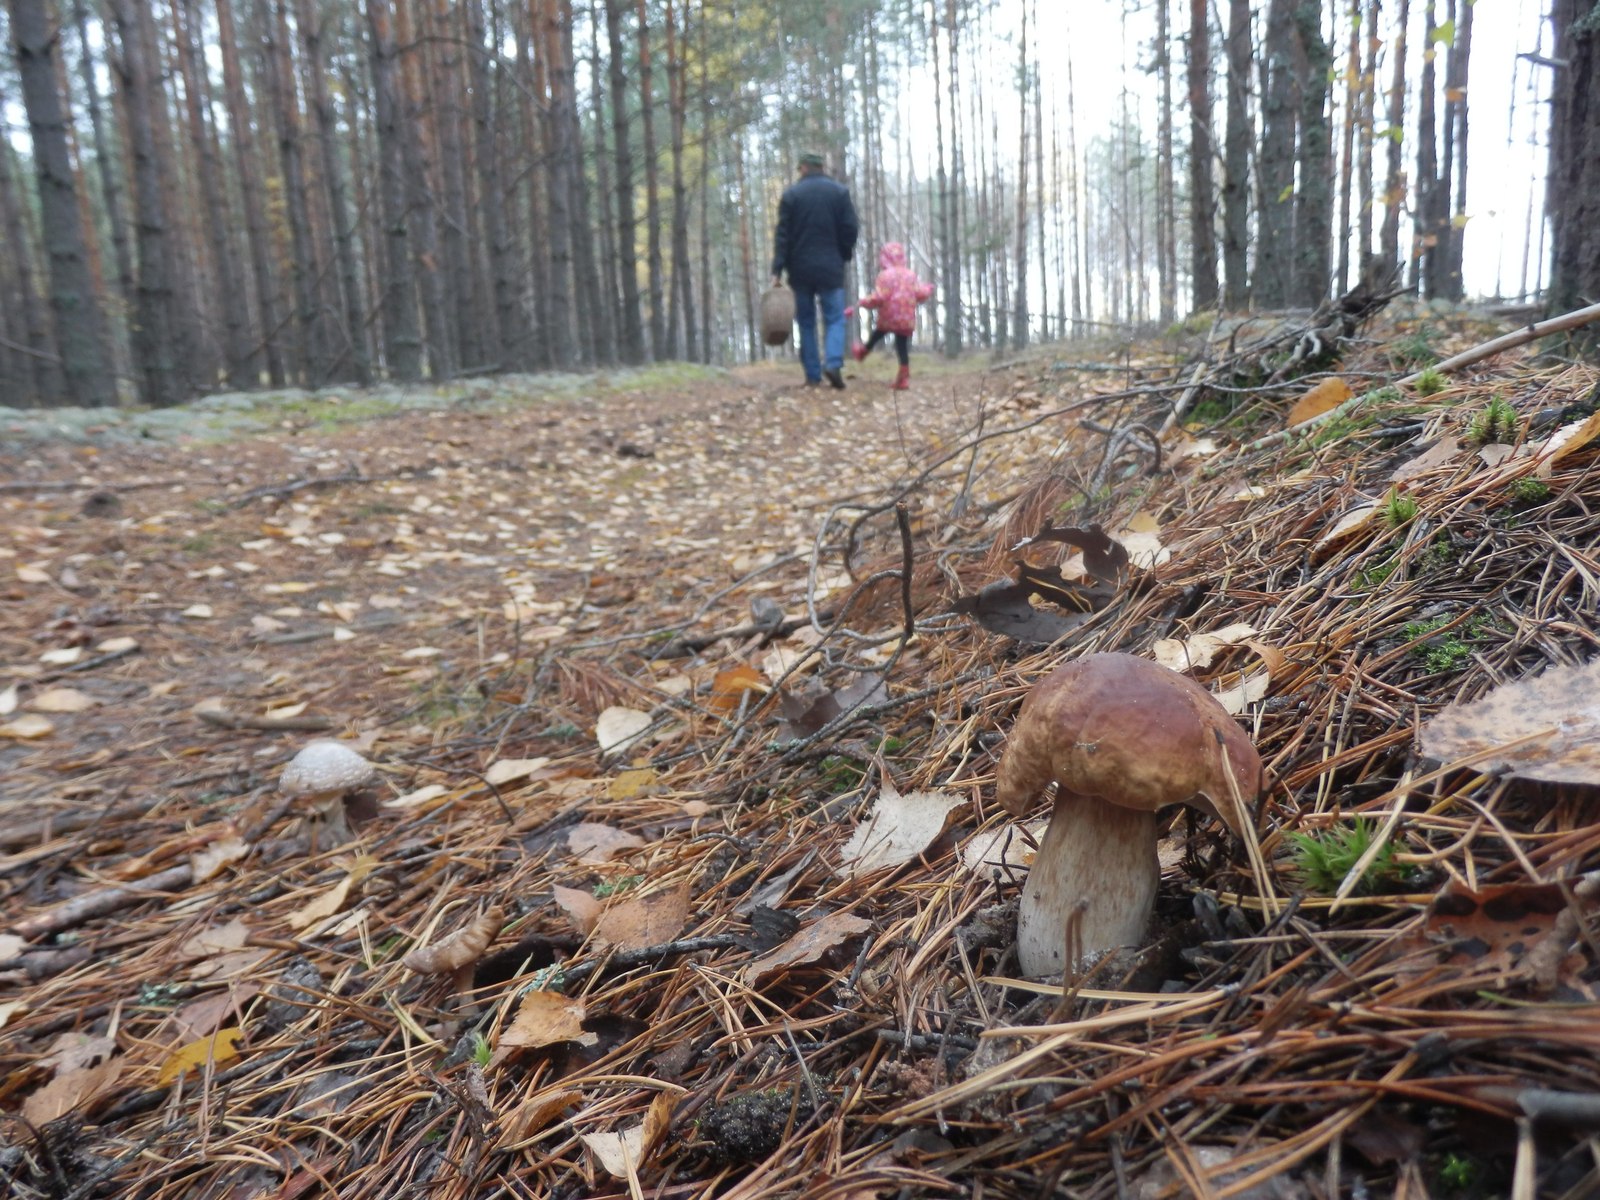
{"left": 1017, "top": 796, "right": 1161, "bottom": 978}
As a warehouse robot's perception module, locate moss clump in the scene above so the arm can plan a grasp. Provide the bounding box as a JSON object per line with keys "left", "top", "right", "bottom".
{"left": 1467, "top": 396, "right": 1518, "bottom": 446}
{"left": 1288, "top": 819, "right": 1413, "bottom": 896}
{"left": 696, "top": 1088, "right": 814, "bottom": 1165}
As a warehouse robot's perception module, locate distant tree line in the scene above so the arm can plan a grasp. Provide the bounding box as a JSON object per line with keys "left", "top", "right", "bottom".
{"left": 0, "top": 0, "right": 1594, "bottom": 409}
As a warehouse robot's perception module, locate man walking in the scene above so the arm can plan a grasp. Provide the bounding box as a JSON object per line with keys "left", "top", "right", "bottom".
{"left": 771, "top": 152, "right": 859, "bottom": 389}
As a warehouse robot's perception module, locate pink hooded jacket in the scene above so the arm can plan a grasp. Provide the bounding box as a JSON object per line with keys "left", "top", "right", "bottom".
{"left": 857, "top": 243, "right": 934, "bottom": 335}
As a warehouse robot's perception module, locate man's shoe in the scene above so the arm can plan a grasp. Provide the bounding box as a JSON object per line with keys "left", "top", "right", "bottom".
{"left": 803, "top": 378, "right": 822, "bottom": 388}
{"left": 824, "top": 368, "right": 845, "bottom": 390}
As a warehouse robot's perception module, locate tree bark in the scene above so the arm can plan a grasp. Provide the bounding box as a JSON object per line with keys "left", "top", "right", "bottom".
{"left": 604, "top": 0, "right": 646, "bottom": 363}
{"left": 665, "top": 0, "right": 694, "bottom": 360}
{"left": 537, "top": 0, "right": 575, "bottom": 368}
{"left": 1546, "top": 0, "right": 1600, "bottom": 321}
{"left": 428, "top": 0, "right": 480, "bottom": 371}
{"left": 637, "top": 0, "right": 666, "bottom": 359}
{"left": 1379, "top": 0, "right": 1409, "bottom": 275}
{"left": 1011, "top": 0, "right": 1029, "bottom": 347}
{"left": 1155, "top": 0, "right": 1176, "bottom": 325}
{"left": 215, "top": 0, "right": 285, "bottom": 386}
{"left": 1186, "top": 0, "right": 1219, "bottom": 310}
{"left": 9, "top": 0, "right": 116, "bottom": 406}
{"left": 0, "top": 79, "right": 62, "bottom": 404}
{"left": 1254, "top": 0, "right": 1296, "bottom": 308}
{"left": 393, "top": 0, "right": 453, "bottom": 377}
{"left": 365, "top": 0, "right": 424, "bottom": 380}
{"left": 1293, "top": 0, "right": 1333, "bottom": 304}
{"left": 467, "top": 0, "right": 528, "bottom": 369}
{"left": 107, "top": 0, "right": 189, "bottom": 406}
{"left": 562, "top": 0, "right": 607, "bottom": 366}
{"left": 1221, "top": 0, "right": 1252, "bottom": 308}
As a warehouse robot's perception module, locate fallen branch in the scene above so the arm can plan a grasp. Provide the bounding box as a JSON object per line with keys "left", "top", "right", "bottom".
{"left": 1239, "top": 299, "right": 1600, "bottom": 456}
{"left": 0, "top": 478, "right": 189, "bottom": 495}
{"left": 8, "top": 863, "right": 195, "bottom": 941}
{"left": 196, "top": 707, "right": 335, "bottom": 733}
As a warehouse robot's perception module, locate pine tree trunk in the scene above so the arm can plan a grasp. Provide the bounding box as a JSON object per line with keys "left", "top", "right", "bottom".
{"left": 71, "top": 0, "right": 133, "bottom": 327}
{"left": 733, "top": 135, "right": 757, "bottom": 361}
{"left": 298, "top": 0, "right": 372, "bottom": 384}
{"left": 604, "top": 0, "right": 646, "bottom": 363}
{"left": 10, "top": 0, "right": 116, "bottom": 406}
{"left": 562, "top": 0, "right": 607, "bottom": 366}
{"left": 1379, "top": 0, "right": 1409, "bottom": 275}
{"left": 394, "top": 0, "right": 454, "bottom": 377}
{"left": 1221, "top": 0, "right": 1252, "bottom": 307}
{"left": 1011, "top": 0, "right": 1029, "bottom": 348}
{"left": 0, "top": 83, "right": 63, "bottom": 404}
{"left": 1156, "top": 0, "right": 1177, "bottom": 325}
{"left": 537, "top": 0, "right": 575, "bottom": 367}
{"left": 365, "top": 0, "right": 423, "bottom": 380}
{"left": 468, "top": 0, "right": 528, "bottom": 368}
{"left": 1336, "top": 0, "right": 1359, "bottom": 294}
{"left": 1439, "top": 0, "right": 1472, "bottom": 299}
{"left": 1293, "top": 0, "right": 1333, "bottom": 304}
{"left": 665, "top": 0, "right": 695, "bottom": 361}
{"left": 1357, "top": 0, "right": 1379, "bottom": 272}
{"left": 513, "top": 4, "right": 553, "bottom": 368}
{"left": 1187, "top": 0, "right": 1219, "bottom": 310}
{"left": 942, "top": 0, "right": 963, "bottom": 355}
{"left": 429, "top": 0, "right": 480, "bottom": 371}
{"left": 637, "top": 0, "right": 666, "bottom": 359}
{"left": 1546, "top": 0, "right": 1600, "bottom": 320}
{"left": 588, "top": 0, "right": 623, "bottom": 362}
{"left": 107, "top": 0, "right": 189, "bottom": 406}
{"left": 175, "top": 0, "right": 255, "bottom": 389}
{"left": 1413, "top": 0, "right": 1441, "bottom": 294}
{"left": 1254, "top": 0, "right": 1296, "bottom": 308}
{"left": 215, "top": 0, "right": 285, "bottom": 385}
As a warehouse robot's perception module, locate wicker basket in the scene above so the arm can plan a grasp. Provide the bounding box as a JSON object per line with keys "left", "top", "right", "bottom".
{"left": 759, "top": 284, "right": 795, "bottom": 346}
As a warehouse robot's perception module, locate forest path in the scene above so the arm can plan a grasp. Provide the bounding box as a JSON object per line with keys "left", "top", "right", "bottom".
{"left": 0, "top": 354, "right": 1019, "bottom": 822}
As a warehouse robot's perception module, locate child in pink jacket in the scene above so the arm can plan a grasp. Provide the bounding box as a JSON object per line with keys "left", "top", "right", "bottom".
{"left": 850, "top": 242, "right": 934, "bottom": 390}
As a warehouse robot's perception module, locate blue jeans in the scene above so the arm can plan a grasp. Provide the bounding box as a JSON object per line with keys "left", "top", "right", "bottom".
{"left": 792, "top": 285, "right": 846, "bottom": 381}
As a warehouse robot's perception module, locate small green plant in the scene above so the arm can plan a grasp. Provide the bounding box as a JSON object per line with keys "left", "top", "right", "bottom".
{"left": 593, "top": 875, "right": 642, "bottom": 899}
{"left": 1288, "top": 819, "right": 1411, "bottom": 895}
{"left": 1379, "top": 487, "right": 1418, "bottom": 528}
{"left": 1402, "top": 615, "right": 1473, "bottom": 673}
{"left": 1437, "top": 1152, "right": 1478, "bottom": 1192}
{"left": 1388, "top": 326, "right": 1438, "bottom": 368}
{"left": 819, "top": 755, "right": 865, "bottom": 793}
{"left": 469, "top": 1032, "right": 492, "bottom": 1067}
{"left": 1419, "top": 534, "right": 1458, "bottom": 573}
{"left": 1467, "top": 395, "right": 1518, "bottom": 446}
{"left": 1508, "top": 477, "right": 1550, "bottom": 505}
{"left": 1353, "top": 554, "right": 1397, "bottom": 591}
{"left": 1188, "top": 395, "right": 1238, "bottom": 426}
{"left": 1412, "top": 366, "right": 1446, "bottom": 396}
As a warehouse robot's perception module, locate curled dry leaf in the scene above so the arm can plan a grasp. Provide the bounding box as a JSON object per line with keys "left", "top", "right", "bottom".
{"left": 1286, "top": 376, "right": 1352, "bottom": 427}
{"left": 596, "top": 706, "right": 653, "bottom": 756}
{"left": 22, "top": 1056, "right": 124, "bottom": 1125}
{"left": 0, "top": 713, "right": 54, "bottom": 740}
{"left": 741, "top": 910, "right": 874, "bottom": 986}
{"left": 28, "top": 687, "right": 98, "bottom": 713}
{"left": 191, "top": 834, "right": 250, "bottom": 884}
{"left": 1418, "top": 658, "right": 1600, "bottom": 785}
{"left": 552, "top": 884, "right": 603, "bottom": 934}
{"left": 495, "top": 990, "right": 594, "bottom": 1062}
{"left": 592, "top": 884, "right": 691, "bottom": 952}
{"left": 1152, "top": 622, "right": 1259, "bottom": 672}
{"left": 383, "top": 783, "right": 450, "bottom": 810}
{"left": 840, "top": 784, "right": 963, "bottom": 877}
{"left": 485, "top": 757, "right": 551, "bottom": 786}
{"left": 568, "top": 822, "right": 646, "bottom": 863}
{"left": 403, "top": 905, "right": 506, "bottom": 974}
{"left": 959, "top": 819, "right": 1049, "bottom": 875}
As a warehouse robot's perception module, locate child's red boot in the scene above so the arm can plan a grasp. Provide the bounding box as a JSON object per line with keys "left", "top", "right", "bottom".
{"left": 892, "top": 365, "right": 910, "bottom": 391}
{"left": 851, "top": 342, "right": 867, "bottom": 362}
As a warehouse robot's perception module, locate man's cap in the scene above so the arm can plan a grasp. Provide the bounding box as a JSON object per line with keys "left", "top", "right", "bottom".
{"left": 798, "top": 151, "right": 827, "bottom": 168}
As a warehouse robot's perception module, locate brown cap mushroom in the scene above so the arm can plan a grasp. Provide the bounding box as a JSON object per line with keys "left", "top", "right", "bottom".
{"left": 995, "top": 652, "right": 1263, "bottom": 977}
{"left": 280, "top": 740, "right": 376, "bottom": 847}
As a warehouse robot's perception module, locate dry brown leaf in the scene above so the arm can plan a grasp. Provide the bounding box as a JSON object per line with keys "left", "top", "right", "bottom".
{"left": 1213, "top": 669, "right": 1272, "bottom": 716}
{"left": 552, "top": 884, "right": 603, "bottom": 934}
{"left": 157, "top": 1027, "right": 243, "bottom": 1084}
{"left": 592, "top": 883, "right": 691, "bottom": 951}
{"left": 284, "top": 857, "right": 376, "bottom": 932}
{"left": 708, "top": 665, "right": 767, "bottom": 715}
{"left": 1418, "top": 658, "right": 1600, "bottom": 784}
{"left": 606, "top": 766, "right": 658, "bottom": 800}
{"left": 840, "top": 785, "right": 963, "bottom": 877}
{"left": 0, "top": 713, "right": 54, "bottom": 740}
{"left": 1389, "top": 438, "right": 1462, "bottom": 482}
{"left": 502, "top": 1088, "right": 582, "bottom": 1143}
{"left": 22, "top": 1056, "right": 123, "bottom": 1125}
{"left": 1314, "top": 501, "right": 1379, "bottom": 552}
{"left": 959, "top": 819, "right": 1049, "bottom": 874}
{"left": 1286, "top": 377, "right": 1352, "bottom": 427}
{"left": 485, "top": 756, "right": 551, "bottom": 785}
{"left": 0, "top": 999, "right": 23, "bottom": 1030}
{"left": 568, "top": 822, "right": 646, "bottom": 863}
{"left": 403, "top": 906, "right": 505, "bottom": 974}
{"left": 1152, "top": 622, "right": 1258, "bottom": 672}
{"left": 596, "top": 706, "right": 652, "bottom": 755}
{"left": 41, "top": 1031, "right": 117, "bottom": 1075}
{"left": 741, "top": 910, "right": 873, "bottom": 985}
{"left": 28, "top": 687, "right": 98, "bottom": 713}
{"left": 495, "top": 990, "right": 593, "bottom": 1061}
{"left": 383, "top": 783, "right": 450, "bottom": 810}
{"left": 168, "top": 984, "right": 259, "bottom": 1044}
{"left": 177, "top": 918, "right": 251, "bottom": 960}
{"left": 1529, "top": 410, "right": 1600, "bottom": 478}
{"left": 191, "top": 834, "right": 250, "bottom": 883}
{"left": 583, "top": 1124, "right": 647, "bottom": 1179}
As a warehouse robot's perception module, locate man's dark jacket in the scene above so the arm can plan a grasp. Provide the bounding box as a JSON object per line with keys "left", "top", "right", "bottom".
{"left": 771, "top": 172, "right": 859, "bottom": 291}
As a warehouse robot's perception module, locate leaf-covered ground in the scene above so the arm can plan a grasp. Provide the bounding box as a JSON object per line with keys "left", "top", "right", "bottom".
{"left": 4, "top": 320, "right": 1600, "bottom": 1200}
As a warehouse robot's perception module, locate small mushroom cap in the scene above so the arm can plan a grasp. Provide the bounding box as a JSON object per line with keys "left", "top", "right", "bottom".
{"left": 995, "top": 653, "right": 1262, "bottom": 831}
{"left": 279, "top": 740, "right": 376, "bottom": 798}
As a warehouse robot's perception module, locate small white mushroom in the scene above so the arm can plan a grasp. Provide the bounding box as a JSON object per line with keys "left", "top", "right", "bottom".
{"left": 280, "top": 740, "right": 376, "bottom": 848}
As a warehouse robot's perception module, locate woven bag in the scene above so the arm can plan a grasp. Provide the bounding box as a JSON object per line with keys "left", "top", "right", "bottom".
{"left": 759, "top": 284, "right": 795, "bottom": 346}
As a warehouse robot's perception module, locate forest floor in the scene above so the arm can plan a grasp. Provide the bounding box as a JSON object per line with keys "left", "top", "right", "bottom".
{"left": 3, "top": 311, "right": 1600, "bottom": 1200}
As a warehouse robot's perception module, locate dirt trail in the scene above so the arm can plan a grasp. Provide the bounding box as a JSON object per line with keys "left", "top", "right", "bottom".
{"left": 0, "top": 358, "right": 1008, "bottom": 818}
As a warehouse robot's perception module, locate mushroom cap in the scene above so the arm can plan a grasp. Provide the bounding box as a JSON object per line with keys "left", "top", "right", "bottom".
{"left": 995, "top": 652, "right": 1262, "bottom": 831}
{"left": 279, "top": 739, "right": 376, "bottom": 798}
